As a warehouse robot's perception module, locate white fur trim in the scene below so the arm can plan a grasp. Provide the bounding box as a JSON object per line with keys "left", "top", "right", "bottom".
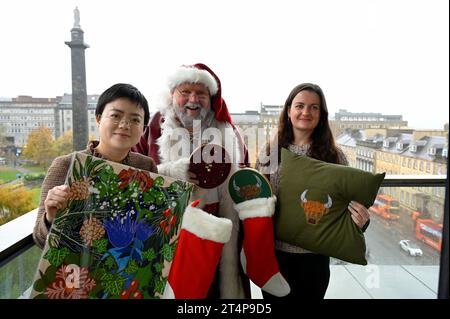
{"left": 162, "top": 282, "right": 175, "bottom": 299}
{"left": 167, "top": 66, "right": 218, "bottom": 96}
{"left": 156, "top": 162, "right": 171, "bottom": 177}
{"left": 154, "top": 90, "right": 173, "bottom": 116}
{"left": 182, "top": 206, "right": 232, "bottom": 243}
{"left": 157, "top": 158, "right": 190, "bottom": 181}
{"left": 234, "top": 196, "right": 277, "bottom": 220}
{"left": 157, "top": 114, "right": 244, "bottom": 166}
{"left": 155, "top": 109, "right": 247, "bottom": 298}
{"left": 156, "top": 109, "right": 192, "bottom": 164}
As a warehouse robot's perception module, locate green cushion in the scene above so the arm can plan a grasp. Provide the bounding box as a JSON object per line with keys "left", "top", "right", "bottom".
{"left": 275, "top": 148, "right": 385, "bottom": 265}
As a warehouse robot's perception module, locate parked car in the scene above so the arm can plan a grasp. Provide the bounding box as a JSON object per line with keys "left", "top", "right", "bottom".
{"left": 399, "top": 239, "right": 423, "bottom": 257}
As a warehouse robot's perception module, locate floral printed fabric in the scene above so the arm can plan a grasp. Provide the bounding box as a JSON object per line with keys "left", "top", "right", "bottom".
{"left": 30, "top": 153, "right": 193, "bottom": 299}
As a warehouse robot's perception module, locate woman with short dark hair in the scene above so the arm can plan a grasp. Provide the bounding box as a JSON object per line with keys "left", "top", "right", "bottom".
{"left": 33, "top": 83, "right": 156, "bottom": 248}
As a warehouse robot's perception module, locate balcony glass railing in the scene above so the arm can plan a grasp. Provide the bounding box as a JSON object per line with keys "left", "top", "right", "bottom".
{"left": 0, "top": 176, "right": 447, "bottom": 299}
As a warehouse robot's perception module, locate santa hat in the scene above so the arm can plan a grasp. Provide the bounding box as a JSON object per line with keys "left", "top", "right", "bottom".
{"left": 166, "top": 63, "right": 233, "bottom": 124}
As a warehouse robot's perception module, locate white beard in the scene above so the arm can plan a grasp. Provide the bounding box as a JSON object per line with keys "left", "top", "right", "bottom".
{"left": 172, "top": 100, "right": 215, "bottom": 130}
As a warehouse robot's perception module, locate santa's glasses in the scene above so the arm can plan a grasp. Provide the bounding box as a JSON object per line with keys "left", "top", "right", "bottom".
{"left": 176, "top": 88, "right": 209, "bottom": 102}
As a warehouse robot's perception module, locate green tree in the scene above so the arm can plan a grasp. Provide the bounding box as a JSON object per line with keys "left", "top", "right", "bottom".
{"left": 53, "top": 130, "right": 73, "bottom": 157}
{"left": 52, "top": 130, "right": 98, "bottom": 157}
{"left": 22, "top": 126, "right": 55, "bottom": 167}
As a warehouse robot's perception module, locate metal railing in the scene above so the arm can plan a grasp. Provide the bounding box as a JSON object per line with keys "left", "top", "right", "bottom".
{"left": 381, "top": 175, "right": 447, "bottom": 187}
{"left": 1, "top": 175, "right": 447, "bottom": 266}
{"left": 0, "top": 175, "right": 447, "bottom": 297}
{"left": 0, "top": 208, "right": 37, "bottom": 268}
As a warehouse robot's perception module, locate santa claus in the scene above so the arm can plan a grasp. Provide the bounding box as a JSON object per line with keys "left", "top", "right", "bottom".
{"left": 133, "top": 63, "right": 250, "bottom": 298}
{"left": 134, "top": 63, "right": 289, "bottom": 299}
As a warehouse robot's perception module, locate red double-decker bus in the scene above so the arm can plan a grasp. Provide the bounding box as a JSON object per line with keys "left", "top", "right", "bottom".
{"left": 369, "top": 194, "right": 400, "bottom": 220}
{"left": 415, "top": 218, "right": 442, "bottom": 252}
{"left": 411, "top": 210, "right": 431, "bottom": 221}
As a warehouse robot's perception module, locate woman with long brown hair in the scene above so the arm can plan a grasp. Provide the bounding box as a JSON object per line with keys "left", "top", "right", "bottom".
{"left": 256, "top": 83, "right": 370, "bottom": 300}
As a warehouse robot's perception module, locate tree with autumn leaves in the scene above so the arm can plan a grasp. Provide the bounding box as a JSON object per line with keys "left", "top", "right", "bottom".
{"left": 22, "top": 127, "right": 99, "bottom": 168}
{"left": 22, "top": 126, "right": 56, "bottom": 167}
{"left": 53, "top": 130, "right": 74, "bottom": 157}
{"left": 21, "top": 127, "right": 78, "bottom": 168}
{"left": 0, "top": 185, "right": 35, "bottom": 225}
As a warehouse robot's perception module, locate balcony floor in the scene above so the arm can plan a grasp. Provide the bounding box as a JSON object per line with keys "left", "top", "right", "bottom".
{"left": 250, "top": 265, "right": 439, "bottom": 299}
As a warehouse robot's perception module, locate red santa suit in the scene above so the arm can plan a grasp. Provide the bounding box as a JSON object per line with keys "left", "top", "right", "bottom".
{"left": 133, "top": 63, "right": 250, "bottom": 298}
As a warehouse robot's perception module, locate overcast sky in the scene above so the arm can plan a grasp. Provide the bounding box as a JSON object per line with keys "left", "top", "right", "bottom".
{"left": 0, "top": 0, "right": 448, "bottom": 129}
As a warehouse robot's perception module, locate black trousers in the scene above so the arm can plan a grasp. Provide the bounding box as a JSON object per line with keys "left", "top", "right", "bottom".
{"left": 262, "top": 250, "right": 330, "bottom": 300}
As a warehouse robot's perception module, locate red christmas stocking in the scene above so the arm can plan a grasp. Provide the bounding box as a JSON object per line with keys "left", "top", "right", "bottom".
{"left": 234, "top": 196, "right": 290, "bottom": 297}
{"left": 162, "top": 201, "right": 232, "bottom": 299}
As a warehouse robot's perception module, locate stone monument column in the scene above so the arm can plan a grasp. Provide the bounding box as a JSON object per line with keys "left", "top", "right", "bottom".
{"left": 65, "top": 7, "right": 89, "bottom": 151}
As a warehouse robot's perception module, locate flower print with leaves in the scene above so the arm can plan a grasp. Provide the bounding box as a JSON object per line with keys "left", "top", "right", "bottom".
{"left": 103, "top": 213, "right": 156, "bottom": 271}
{"left": 30, "top": 153, "right": 193, "bottom": 299}
{"left": 118, "top": 168, "right": 154, "bottom": 192}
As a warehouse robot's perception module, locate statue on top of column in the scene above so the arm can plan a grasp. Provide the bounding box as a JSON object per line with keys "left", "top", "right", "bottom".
{"left": 73, "top": 7, "right": 81, "bottom": 28}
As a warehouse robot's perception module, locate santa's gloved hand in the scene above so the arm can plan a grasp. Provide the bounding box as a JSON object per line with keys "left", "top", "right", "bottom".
{"left": 234, "top": 195, "right": 290, "bottom": 297}
{"left": 157, "top": 158, "right": 190, "bottom": 181}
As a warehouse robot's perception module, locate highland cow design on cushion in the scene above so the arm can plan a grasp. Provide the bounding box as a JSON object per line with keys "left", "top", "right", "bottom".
{"left": 299, "top": 189, "right": 333, "bottom": 225}
{"left": 228, "top": 168, "right": 272, "bottom": 204}
{"left": 275, "top": 148, "right": 385, "bottom": 265}
{"left": 29, "top": 153, "right": 193, "bottom": 299}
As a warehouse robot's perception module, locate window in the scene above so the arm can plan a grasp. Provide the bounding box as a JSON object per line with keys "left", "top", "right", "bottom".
{"left": 0, "top": 2, "right": 447, "bottom": 301}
